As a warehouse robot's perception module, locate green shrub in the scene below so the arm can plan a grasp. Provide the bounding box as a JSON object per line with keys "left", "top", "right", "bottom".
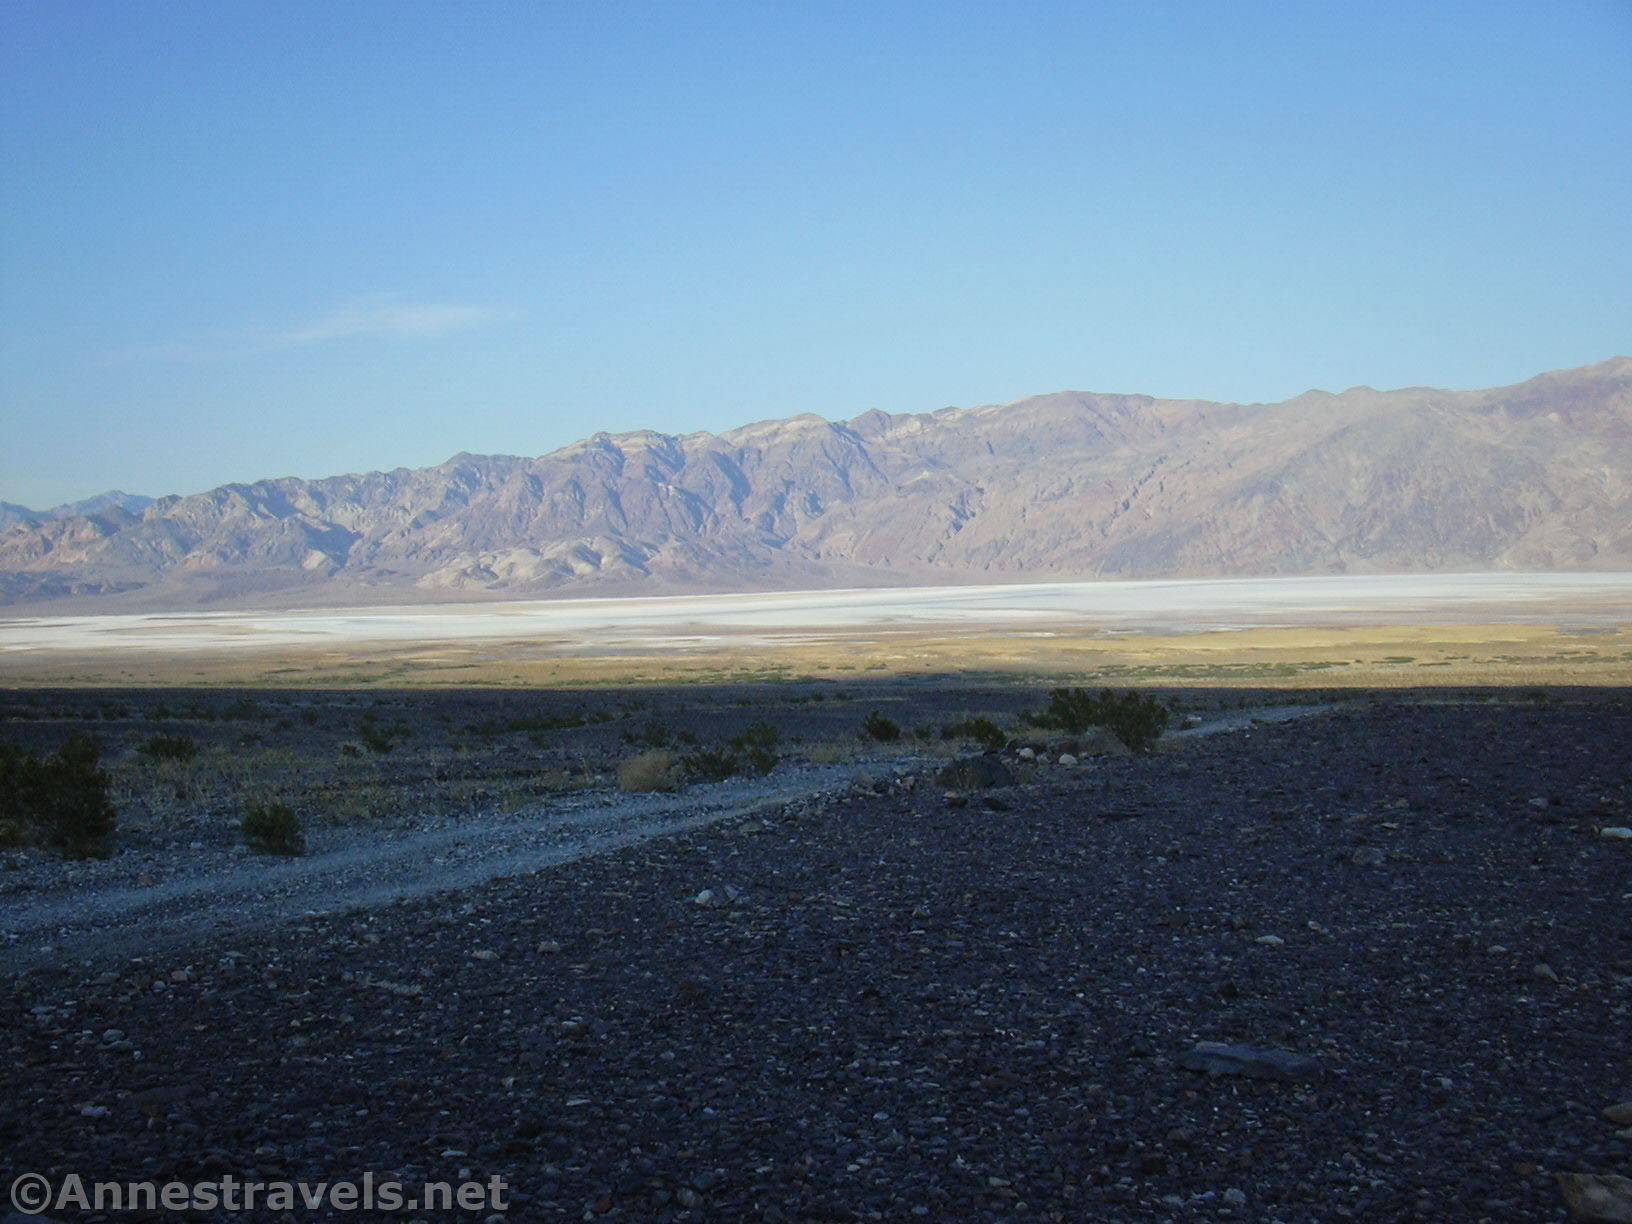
{"left": 1029, "top": 688, "right": 1170, "bottom": 752}
{"left": 0, "top": 735, "right": 117, "bottom": 857}
{"left": 860, "top": 711, "right": 901, "bottom": 742}
{"left": 730, "top": 721, "right": 779, "bottom": 774}
{"left": 138, "top": 733, "right": 198, "bottom": 762}
{"left": 940, "top": 717, "right": 1007, "bottom": 751}
{"left": 680, "top": 747, "right": 741, "bottom": 783}
{"left": 241, "top": 801, "right": 305, "bottom": 855}
{"left": 675, "top": 722, "right": 781, "bottom": 783}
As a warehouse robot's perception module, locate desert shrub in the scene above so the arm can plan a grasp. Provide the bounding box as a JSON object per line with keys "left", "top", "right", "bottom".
{"left": 680, "top": 747, "right": 741, "bottom": 783}
{"left": 674, "top": 723, "right": 781, "bottom": 784}
{"left": 1029, "top": 688, "right": 1170, "bottom": 752}
{"left": 358, "top": 711, "right": 408, "bottom": 755}
{"left": 860, "top": 711, "right": 901, "bottom": 742}
{"left": 940, "top": 717, "right": 1007, "bottom": 751}
{"left": 138, "top": 733, "right": 198, "bottom": 762}
{"left": 241, "top": 800, "right": 305, "bottom": 855}
{"left": 730, "top": 721, "right": 779, "bottom": 774}
{"left": 618, "top": 750, "right": 679, "bottom": 793}
{"left": 0, "top": 735, "right": 117, "bottom": 857}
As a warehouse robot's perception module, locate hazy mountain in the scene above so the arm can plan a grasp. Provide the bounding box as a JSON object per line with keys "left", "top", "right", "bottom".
{"left": 3, "top": 358, "right": 1629, "bottom": 610}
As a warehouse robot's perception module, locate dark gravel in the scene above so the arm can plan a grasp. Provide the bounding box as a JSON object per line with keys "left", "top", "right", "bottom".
{"left": 4, "top": 697, "right": 1630, "bottom": 1221}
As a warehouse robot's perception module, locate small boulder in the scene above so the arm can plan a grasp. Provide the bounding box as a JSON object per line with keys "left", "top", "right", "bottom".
{"left": 1058, "top": 753, "right": 1079, "bottom": 766}
{"left": 1017, "top": 747, "right": 1036, "bottom": 761}
{"left": 1558, "top": 1172, "right": 1632, "bottom": 1224}
{"left": 1178, "top": 1042, "right": 1323, "bottom": 1082}
{"left": 1600, "top": 827, "right": 1632, "bottom": 841}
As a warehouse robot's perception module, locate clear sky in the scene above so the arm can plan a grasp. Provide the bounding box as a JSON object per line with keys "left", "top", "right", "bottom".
{"left": 2, "top": 1, "right": 1629, "bottom": 508}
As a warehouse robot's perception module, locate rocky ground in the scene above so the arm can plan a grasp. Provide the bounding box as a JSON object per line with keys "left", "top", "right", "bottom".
{"left": 3, "top": 695, "right": 1631, "bottom": 1221}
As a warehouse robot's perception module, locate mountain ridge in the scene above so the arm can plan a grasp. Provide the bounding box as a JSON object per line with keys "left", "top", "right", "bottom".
{"left": 4, "top": 357, "right": 1629, "bottom": 612}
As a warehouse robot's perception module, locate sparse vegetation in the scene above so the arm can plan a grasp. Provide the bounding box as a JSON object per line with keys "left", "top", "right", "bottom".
{"left": 241, "top": 800, "right": 305, "bottom": 855}
{"left": 0, "top": 735, "right": 118, "bottom": 857}
{"left": 679, "top": 747, "right": 741, "bottom": 782}
{"left": 731, "top": 721, "right": 779, "bottom": 774}
{"left": 1028, "top": 687, "right": 1170, "bottom": 752}
{"left": 137, "top": 733, "right": 198, "bottom": 762}
{"left": 676, "top": 722, "right": 781, "bottom": 783}
{"left": 940, "top": 717, "right": 1006, "bottom": 752}
{"left": 617, "top": 750, "right": 680, "bottom": 792}
{"left": 860, "top": 711, "right": 901, "bottom": 742}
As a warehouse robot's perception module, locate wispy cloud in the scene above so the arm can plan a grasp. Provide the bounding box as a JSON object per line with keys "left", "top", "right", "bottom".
{"left": 269, "top": 298, "right": 503, "bottom": 346}
{"left": 108, "top": 295, "right": 507, "bottom": 362}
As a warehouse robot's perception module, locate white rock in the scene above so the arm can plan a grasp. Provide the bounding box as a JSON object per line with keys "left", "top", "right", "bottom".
{"left": 1600, "top": 826, "right": 1632, "bottom": 840}
{"left": 1017, "top": 747, "right": 1036, "bottom": 761}
{"left": 1058, "top": 753, "right": 1078, "bottom": 766}
{"left": 1255, "top": 934, "right": 1285, "bottom": 947}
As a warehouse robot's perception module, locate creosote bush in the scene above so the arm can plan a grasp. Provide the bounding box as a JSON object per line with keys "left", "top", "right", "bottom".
{"left": 0, "top": 735, "right": 117, "bottom": 857}
{"left": 860, "top": 711, "right": 901, "bottom": 742}
{"left": 241, "top": 800, "right": 305, "bottom": 855}
{"left": 1029, "top": 688, "right": 1170, "bottom": 752}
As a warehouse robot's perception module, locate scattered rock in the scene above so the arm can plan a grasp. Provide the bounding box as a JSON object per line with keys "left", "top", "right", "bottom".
{"left": 694, "top": 885, "right": 742, "bottom": 908}
{"left": 1557, "top": 1172, "right": 1632, "bottom": 1223}
{"left": 1178, "top": 1042, "right": 1323, "bottom": 1081}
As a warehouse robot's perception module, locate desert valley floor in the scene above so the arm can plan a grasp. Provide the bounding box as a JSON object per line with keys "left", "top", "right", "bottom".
{"left": 2, "top": 680, "right": 1630, "bottom": 1221}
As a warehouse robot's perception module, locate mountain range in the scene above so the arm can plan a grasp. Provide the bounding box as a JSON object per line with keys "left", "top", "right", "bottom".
{"left": 3, "top": 357, "right": 1629, "bottom": 611}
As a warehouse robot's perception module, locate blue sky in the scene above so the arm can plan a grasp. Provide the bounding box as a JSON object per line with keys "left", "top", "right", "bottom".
{"left": 2, "top": 1, "right": 1628, "bottom": 508}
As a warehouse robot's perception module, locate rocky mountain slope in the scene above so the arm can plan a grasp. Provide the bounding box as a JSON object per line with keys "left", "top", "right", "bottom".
{"left": 3, "top": 358, "right": 1629, "bottom": 609}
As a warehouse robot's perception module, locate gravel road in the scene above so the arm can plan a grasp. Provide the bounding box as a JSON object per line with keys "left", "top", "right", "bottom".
{"left": 0, "top": 761, "right": 909, "bottom": 974}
